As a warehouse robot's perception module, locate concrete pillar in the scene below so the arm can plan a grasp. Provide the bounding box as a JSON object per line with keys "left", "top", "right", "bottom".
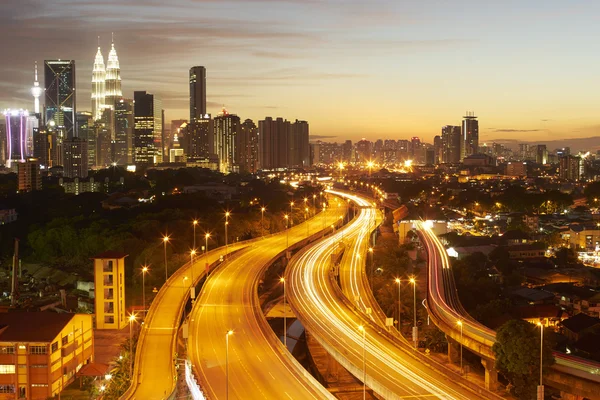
{"left": 481, "top": 358, "right": 498, "bottom": 391}
{"left": 447, "top": 338, "right": 459, "bottom": 364}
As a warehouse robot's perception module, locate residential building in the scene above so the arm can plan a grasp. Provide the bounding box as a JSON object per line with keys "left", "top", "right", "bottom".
{"left": 289, "top": 120, "right": 309, "bottom": 168}
{"left": 93, "top": 251, "right": 128, "bottom": 330}
{"left": 536, "top": 144, "right": 548, "bottom": 164}
{"left": 0, "top": 312, "right": 93, "bottom": 399}
{"left": 505, "top": 162, "right": 527, "bottom": 177}
{"left": 559, "top": 155, "right": 581, "bottom": 181}
{"left": 213, "top": 109, "right": 240, "bottom": 173}
{"left": 441, "top": 125, "right": 461, "bottom": 163}
{"left": 59, "top": 177, "right": 103, "bottom": 195}
{"left": 237, "top": 119, "right": 259, "bottom": 173}
{"left": 184, "top": 115, "right": 212, "bottom": 160}
{"left": 461, "top": 112, "right": 478, "bottom": 160}
{"left": 17, "top": 158, "right": 42, "bottom": 192}
{"left": 0, "top": 208, "right": 17, "bottom": 225}
{"left": 259, "top": 117, "right": 290, "bottom": 170}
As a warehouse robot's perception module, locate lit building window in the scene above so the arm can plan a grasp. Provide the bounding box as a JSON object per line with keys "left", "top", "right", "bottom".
{"left": 0, "top": 365, "right": 15, "bottom": 374}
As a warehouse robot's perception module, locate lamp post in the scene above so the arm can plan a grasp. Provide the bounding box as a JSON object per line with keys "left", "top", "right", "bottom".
{"left": 290, "top": 201, "right": 294, "bottom": 226}
{"left": 182, "top": 276, "right": 188, "bottom": 318}
{"left": 358, "top": 325, "right": 366, "bottom": 400}
{"left": 190, "top": 249, "right": 196, "bottom": 300}
{"left": 537, "top": 322, "right": 544, "bottom": 400}
{"left": 141, "top": 266, "right": 149, "bottom": 317}
{"left": 261, "top": 207, "right": 266, "bottom": 237}
{"left": 312, "top": 194, "right": 316, "bottom": 216}
{"left": 410, "top": 277, "right": 417, "bottom": 348}
{"left": 368, "top": 248, "right": 374, "bottom": 289}
{"left": 280, "top": 277, "right": 287, "bottom": 348}
{"left": 128, "top": 313, "right": 136, "bottom": 375}
{"left": 205, "top": 233, "right": 210, "bottom": 274}
{"left": 192, "top": 219, "right": 198, "bottom": 250}
{"left": 284, "top": 215, "right": 289, "bottom": 250}
{"left": 395, "top": 278, "right": 401, "bottom": 332}
{"left": 367, "top": 160, "right": 374, "bottom": 177}
{"left": 305, "top": 207, "right": 309, "bottom": 236}
{"left": 162, "top": 236, "right": 169, "bottom": 282}
{"left": 457, "top": 320, "right": 463, "bottom": 374}
{"left": 225, "top": 212, "right": 230, "bottom": 258}
{"left": 226, "top": 330, "right": 233, "bottom": 400}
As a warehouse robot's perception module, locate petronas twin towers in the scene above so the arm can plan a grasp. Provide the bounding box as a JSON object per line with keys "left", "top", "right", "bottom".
{"left": 91, "top": 38, "right": 122, "bottom": 121}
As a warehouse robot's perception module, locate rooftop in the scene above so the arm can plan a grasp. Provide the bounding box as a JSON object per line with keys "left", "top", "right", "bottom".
{"left": 561, "top": 313, "right": 600, "bottom": 333}
{"left": 0, "top": 312, "right": 75, "bottom": 342}
{"left": 92, "top": 250, "right": 129, "bottom": 259}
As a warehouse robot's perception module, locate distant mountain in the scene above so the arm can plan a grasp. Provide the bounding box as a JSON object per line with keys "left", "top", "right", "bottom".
{"left": 489, "top": 136, "right": 600, "bottom": 153}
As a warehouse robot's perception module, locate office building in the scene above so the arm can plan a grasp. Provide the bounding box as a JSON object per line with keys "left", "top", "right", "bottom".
{"left": 0, "top": 312, "right": 93, "bottom": 399}
{"left": 63, "top": 137, "right": 88, "bottom": 178}
{"left": 93, "top": 251, "right": 128, "bottom": 330}
{"left": 17, "top": 158, "right": 42, "bottom": 192}
{"left": 213, "top": 108, "right": 240, "bottom": 173}
{"left": 134, "top": 91, "right": 163, "bottom": 165}
{"left": 536, "top": 144, "right": 548, "bottom": 164}
{"left": 238, "top": 119, "right": 259, "bottom": 173}
{"left": 189, "top": 66, "right": 207, "bottom": 122}
{"left": 76, "top": 112, "right": 96, "bottom": 169}
{"left": 183, "top": 116, "right": 212, "bottom": 160}
{"left": 95, "top": 109, "right": 113, "bottom": 167}
{"left": 104, "top": 41, "right": 122, "bottom": 111}
{"left": 259, "top": 117, "right": 290, "bottom": 170}
{"left": 44, "top": 60, "right": 76, "bottom": 140}
{"left": 32, "top": 127, "right": 53, "bottom": 169}
{"left": 441, "top": 125, "right": 461, "bottom": 163}
{"left": 91, "top": 47, "right": 106, "bottom": 121}
{"left": 461, "top": 112, "right": 478, "bottom": 160}
{"left": 559, "top": 155, "right": 581, "bottom": 181}
{"left": 114, "top": 98, "right": 133, "bottom": 164}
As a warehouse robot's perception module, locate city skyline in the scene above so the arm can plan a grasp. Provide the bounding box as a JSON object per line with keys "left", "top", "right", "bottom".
{"left": 2, "top": 1, "right": 600, "bottom": 143}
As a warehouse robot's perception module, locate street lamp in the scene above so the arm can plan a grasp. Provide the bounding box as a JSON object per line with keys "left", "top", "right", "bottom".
{"left": 225, "top": 212, "right": 230, "bottom": 258}
{"left": 367, "top": 160, "right": 374, "bottom": 177}
{"left": 312, "top": 194, "right": 316, "bottom": 216}
{"left": 205, "top": 233, "right": 211, "bottom": 274}
{"left": 457, "top": 320, "right": 463, "bottom": 374}
{"left": 261, "top": 207, "right": 266, "bottom": 237}
{"left": 395, "top": 278, "right": 401, "bottom": 332}
{"left": 280, "top": 277, "right": 287, "bottom": 348}
{"left": 162, "top": 236, "right": 170, "bottom": 282}
{"left": 190, "top": 249, "right": 197, "bottom": 300}
{"left": 128, "top": 313, "right": 137, "bottom": 375}
{"left": 141, "top": 266, "right": 149, "bottom": 317}
{"left": 305, "top": 207, "right": 309, "bottom": 236}
{"left": 368, "top": 247, "right": 374, "bottom": 289}
{"left": 537, "top": 322, "right": 544, "bottom": 400}
{"left": 226, "top": 330, "right": 233, "bottom": 400}
{"left": 192, "top": 219, "right": 199, "bottom": 250}
{"left": 358, "top": 325, "right": 366, "bottom": 400}
{"left": 410, "top": 277, "right": 417, "bottom": 348}
{"left": 289, "top": 201, "right": 294, "bottom": 226}
{"left": 284, "top": 214, "right": 289, "bottom": 250}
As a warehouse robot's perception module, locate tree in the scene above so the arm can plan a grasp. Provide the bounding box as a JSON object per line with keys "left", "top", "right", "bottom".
{"left": 492, "top": 319, "right": 554, "bottom": 399}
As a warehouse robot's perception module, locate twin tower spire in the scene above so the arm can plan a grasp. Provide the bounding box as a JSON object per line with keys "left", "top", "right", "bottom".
{"left": 92, "top": 35, "right": 122, "bottom": 121}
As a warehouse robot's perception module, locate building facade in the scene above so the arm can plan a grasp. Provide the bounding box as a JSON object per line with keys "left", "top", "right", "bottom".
{"left": 44, "top": 60, "right": 76, "bottom": 140}
{"left": 93, "top": 251, "right": 128, "bottom": 330}
{"left": 114, "top": 98, "right": 133, "bottom": 165}
{"left": 63, "top": 137, "right": 88, "bottom": 179}
{"left": 237, "top": 119, "right": 259, "bottom": 173}
{"left": 213, "top": 109, "right": 240, "bottom": 174}
{"left": 461, "top": 112, "right": 478, "bottom": 161}
{"left": 189, "top": 66, "right": 207, "bottom": 122}
{"left": 441, "top": 125, "right": 461, "bottom": 164}
{"left": 134, "top": 91, "right": 162, "bottom": 165}
{"left": 17, "top": 158, "right": 42, "bottom": 192}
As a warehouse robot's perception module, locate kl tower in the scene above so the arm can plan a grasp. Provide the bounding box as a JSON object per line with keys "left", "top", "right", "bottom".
{"left": 31, "top": 62, "right": 42, "bottom": 115}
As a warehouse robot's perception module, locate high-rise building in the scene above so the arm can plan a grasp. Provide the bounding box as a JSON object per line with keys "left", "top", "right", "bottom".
{"left": 259, "top": 117, "right": 290, "bottom": 170}
{"left": 31, "top": 62, "right": 42, "bottom": 115}
{"left": 289, "top": 120, "right": 310, "bottom": 168}
{"left": 63, "top": 137, "right": 88, "bottom": 178}
{"left": 559, "top": 155, "right": 580, "bottom": 181}
{"left": 342, "top": 140, "right": 353, "bottom": 163}
{"left": 0, "top": 123, "right": 5, "bottom": 166}
{"left": 104, "top": 41, "right": 122, "bottom": 111}
{"left": 4, "top": 109, "right": 33, "bottom": 168}
{"left": 17, "top": 158, "right": 42, "bottom": 192}
{"left": 76, "top": 112, "right": 96, "bottom": 169}
{"left": 44, "top": 60, "right": 76, "bottom": 140}
{"left": 461, "top": 112, "right": 478, "bottom": 160}
{"left": 33, "top": 126, "right": 54, "bottom": 168}
{"left": 134, "top": 91, "right": 163, "bottom": 165}
{"left": 171, "top": 119, "right": 187, "bottom": 150}
{"left": 91, "top": 47, "right": 106, "bottom": 121}
{"left": 238, "top": 119, "right": 259, "bottom": 173}
{"left": 433, "top": 135, "right": 442, "bottom": 164}
{"left": 441, "top": 125, "right": 461, "bottom": 164}
{"left": 213, "top": 108, "right": 240, "bottom": 173}
{"left": 114, "top": 98, "right": 134, "bottom": 164}
{"left": 189, "top": 66, "right": 207, "bottom": 122}
{"left": 96, "top": 109, "right": 113, "bottom": 167}
{"left": 536, "top": 144, "right": 548, "bottom": 164}
{"left": 184, "top": 116, "right": 213, "bottom": 160}
{"left": 355, "top": 139, "right": 372, "bottom": 163}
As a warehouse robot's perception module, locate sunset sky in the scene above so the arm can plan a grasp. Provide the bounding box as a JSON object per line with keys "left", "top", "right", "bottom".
{"left": 2, "top": 0, "right": 600, "bottom": 143}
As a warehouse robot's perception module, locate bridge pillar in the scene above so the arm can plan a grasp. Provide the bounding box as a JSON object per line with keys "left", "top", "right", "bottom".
{"left": 481, "top": 358, "right": 498, "bottom": 391}
{"left": 326, "top": 351, "right": 339, "bottom": 383}
{"left": 447, "top": 338, "right": 459, "bottom": 364}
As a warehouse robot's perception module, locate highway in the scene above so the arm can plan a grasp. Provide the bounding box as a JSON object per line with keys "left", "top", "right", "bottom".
{"left": 187, "top": 202, "right": 345, "bottom": 400}
{"left": 121, "top": 241, "right": 248, "bottom": 400}
{"left": 286, "top": 191, "right": 489, "bottom": 400}
{"left": 417, "top": 221, "right": 600, "bottom": 386}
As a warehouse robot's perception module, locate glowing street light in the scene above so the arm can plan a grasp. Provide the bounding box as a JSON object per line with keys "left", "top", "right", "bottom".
{"left": 261, "top": 207, "right": 266, "bottom": 237}
{"left": 128, "top": 313, "right": 137, "bottom": 374}
{"left": 395, "top": 278, "right": 401, "bottom": 331}
{"left": 289, "top": 201, "right": 295, "bottom": 226}
{"left": 410, "top": 277, "right": 417, "bottom": 348}
{"left": 190, "top": 249, "right": 197, "bottom": 300}
{"left": 280, "top": 277, "right": 287, "bottom": 348}
{"left": 367, "top": 160, "right": 374, "bottom": 177}
{"left": 141, "top": 265, "right": 149, "bottom": 317}
{"left": 284, "top": 214, "right": 289, "bottom": 249}
{"left": 225, "top": 330, "right": 234, "bottom": 400}
{"left": 162, "top": 236, "right": 170, "bottom": 282}
{"left": 192, "top": 219, "right": 199, "bottom": 249}
{"left": 204, "top": 233, "right": 211, "bottom": 274}
{"left": 457, "top": 320, "right": 463, "bottom": 374}
{"left": 225, "top": 212, "right": 231, "bottom": 258}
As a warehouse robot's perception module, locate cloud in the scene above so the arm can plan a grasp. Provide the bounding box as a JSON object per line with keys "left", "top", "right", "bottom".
{"left": 310, "top": 135, "right": 338, "bottom": 140}
{"left": 493, "top": 129, "right": 543, "bottom": 133}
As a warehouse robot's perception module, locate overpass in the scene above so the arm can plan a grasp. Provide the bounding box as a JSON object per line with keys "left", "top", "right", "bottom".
{"left": 417, "top": 221, "right": 600, "bottom": 399}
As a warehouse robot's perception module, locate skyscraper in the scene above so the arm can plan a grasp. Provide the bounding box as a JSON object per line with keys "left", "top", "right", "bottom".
{"left": 238, "top": 119, "right": 259, "bottom": 173}
{"left": 441, "top": 125, "right": 461, "bottom": 164}
{"left": 213, "top": 108, "right": 240, "bottom": 174}
{"left": 104, "top": 41, "right": 122, "bottom": 111}
{"left": 461, "top": 112, "right": 478, "bottom": 160}
{"left": 91, "top": 47, "right": 106, "bottom": 121}
{"left": 559, "top": 155, "right": 580, "bottom": 181}
{"left": 63, "top": 137, "right": 88, "bottom": 178}
{"left": 31, "top": 62, "right": 42, "bottom": 115}
{"left": 44, "top": 60, "right": 76, "bottom": 139}
{"left": 134, "top": 91, "right": 163, "bottom": 165}
{"left": 76, "top": 112, "right": 95, "bottom": 169}
{"left": 289, "top": 120, "right": 309, "bottom": 168}
{"left": 189, "top": 66, "right": 207, "bottom": 122}
{"left": 4, "top": 109, "right": 32, "bottom": 168}
{"left": 184, "top": 115, "right": 212, "bottom": 160}
{"left": 114, "top": 98, "right": 134, "bottom": 164}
